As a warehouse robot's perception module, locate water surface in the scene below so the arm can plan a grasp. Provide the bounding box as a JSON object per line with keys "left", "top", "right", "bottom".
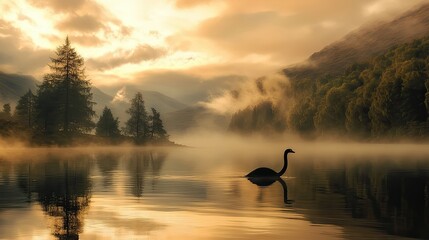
{"left": 0, "top": 144, "right": 428, "bottom": 239}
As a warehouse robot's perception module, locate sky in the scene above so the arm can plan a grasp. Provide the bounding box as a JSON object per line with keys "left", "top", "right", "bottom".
{"left": 0, "top": 0, "right": 427, "bottom": 103}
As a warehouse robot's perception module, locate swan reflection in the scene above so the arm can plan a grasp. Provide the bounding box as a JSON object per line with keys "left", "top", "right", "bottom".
{"left": 247, "top": 177, "right": 294, "bottom": 205}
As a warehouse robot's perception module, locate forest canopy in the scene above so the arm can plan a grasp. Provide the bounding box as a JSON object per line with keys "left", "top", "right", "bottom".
{"left": 230, "top": 37, "right": 429, "bottom": 139}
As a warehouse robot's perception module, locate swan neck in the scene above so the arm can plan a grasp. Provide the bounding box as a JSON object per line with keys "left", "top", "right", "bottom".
{"left": 278, "top": 152, "right": 289, "bottom": 176}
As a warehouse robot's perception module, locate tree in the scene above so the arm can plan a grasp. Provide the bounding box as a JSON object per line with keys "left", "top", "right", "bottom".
{"left": 313, "top": 85, "right": 352, "bottom": 134}
{"left": 1, "top": 103, "right": 11, "bottom": 119}
{"left": 15, "top": 90, "right": 36, "bottom": 128}
{"left": 37, "top": 37, "right": 95, "bottom": 134}
{"left": 34, "top": 77, "right": 61, "bottom": 134}
{"left": 149, "top": 108, "right": 168, "bottom": 141}
{"left": 0, "top": 103, "right": 14, "bottom": 136}
{"left": 96, "top": 107, "right": 120, "bottom": 138}
{"left": 124, "top": 92, "right": 149, "bottom": 142}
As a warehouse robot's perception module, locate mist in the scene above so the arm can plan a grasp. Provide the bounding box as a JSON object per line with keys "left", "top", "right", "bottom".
{"left": 202, "top": 72, "right": 292, "bottom": 115}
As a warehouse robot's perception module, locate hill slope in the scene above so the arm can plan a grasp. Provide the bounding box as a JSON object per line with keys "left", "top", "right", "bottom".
{"left": 284, "top": 3, "right": 429, "bottom": 79}
{"left": 0, "top": 72, "right": 38, "bottom": 106}
{"left": 231, "top": 4, "right": 429, "bottom": 138}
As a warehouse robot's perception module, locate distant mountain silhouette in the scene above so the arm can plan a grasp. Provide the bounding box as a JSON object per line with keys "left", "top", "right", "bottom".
{"left": 163, "top": 105, "right": 229, "bottom": 133}
{"left": 0, "top": 72, "right": 38, "bottom": 106}
{"left": 284, "top": 3, "right": 429, "bottom": 79}
{"left": 95, "top": 87, "right": 188, "bottom": 130}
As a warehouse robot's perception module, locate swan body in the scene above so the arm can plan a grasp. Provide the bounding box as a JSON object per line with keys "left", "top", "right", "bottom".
{"left": 246, "top": 167, "right": 278, "bottom": 178}
{"left": 245, "top": 148, "right": 295, "bottom": 178}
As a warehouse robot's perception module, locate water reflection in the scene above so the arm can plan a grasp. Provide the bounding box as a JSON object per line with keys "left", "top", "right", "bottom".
{"left": 15, "top": 155, "right": 92, "bottom": 240}
{"left": 127, "top": 150, "right": 167, "bottom": 197}
{"left": 288, "top": 156, "right": 429, "bottom": 239}
{"left": 0, "top": 147, "right": 428, "bottom": 239}
{"left": 96, "top": 152, "right": 119, "bottom": 188}
{"left": 247, "top": 177, "right": 294, "bottom": 204}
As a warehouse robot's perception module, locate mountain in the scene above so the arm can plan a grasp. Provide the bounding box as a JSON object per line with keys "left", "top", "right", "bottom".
{"left": 284, "top": 3, "right": 429, "bottom": 79}
{"left": 94, "top": 87, "right": 188, "bottom": 129}
{"left": 0, "top": 72, "right": 38, "bottom": 106}
{"left": 230, "top": 3, "right": 429, "bottom": 138}
{"left": 163, "top": 105, "right": 229, "bottom": 133}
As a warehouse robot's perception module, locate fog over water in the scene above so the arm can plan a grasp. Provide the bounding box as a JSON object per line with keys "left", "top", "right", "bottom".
{"left": 1, "top": 135, "right": 428, "bottom": 239}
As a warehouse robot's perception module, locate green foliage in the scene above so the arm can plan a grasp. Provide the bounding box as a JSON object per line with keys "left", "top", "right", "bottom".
{"left": 229, "top": 101, "right": 285, "bottom": 133}
{"left": 230, "top": 37, "right": 429, "bottom": 139}
{"left": 96, "top": 107, "right": 120, "bottom": 138}
{"left": 124, "top": 92, "right": 149, "bottom": 142}
{"left": 289, "top": 37, "right": 429, "bottom": 138}
{"left": 288, "top": 97, "right": 316, "bottom": 133}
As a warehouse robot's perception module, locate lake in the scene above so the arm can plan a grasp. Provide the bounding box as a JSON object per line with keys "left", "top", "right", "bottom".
{"left": 0, "top": 142, "right": 428, "bottom": 239}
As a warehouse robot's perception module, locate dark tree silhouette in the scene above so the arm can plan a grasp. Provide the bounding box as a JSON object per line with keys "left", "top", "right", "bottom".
{"left": 36, "top": 37, "right": 95, "bottom": 135}
{"left": 1, "top": 103, "right": 11, "bottom": 119}
{"left": 149, "top": 108, "right": 168, "bottom": 142}
{"left": 15, "top": 90, "right": 36, "bottom": 128}
{"left": 96, "top": 106, "right": 120, "bottom": 138}
{"left": 34, "top": 80, "right": 61, "bottom": 134}
{"left": 124, "top": 92, "right": 149, "bottom": 143}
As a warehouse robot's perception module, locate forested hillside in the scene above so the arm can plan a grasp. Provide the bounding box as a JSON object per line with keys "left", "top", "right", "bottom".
{"left": 290, "top": 37, "right": 429, "bottom": 138}
{"left": 230, "top": 37, "right": 429, "bottom": 139}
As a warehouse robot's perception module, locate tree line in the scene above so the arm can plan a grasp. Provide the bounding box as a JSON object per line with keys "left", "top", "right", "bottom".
{"left": 230, "top": 37, "right": 429, "bottom": 139}
{"left": 0, "top": 37, "right": 169, "bottom": 145}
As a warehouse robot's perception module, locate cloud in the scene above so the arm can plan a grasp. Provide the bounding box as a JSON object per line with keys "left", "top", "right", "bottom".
{"left": 27, "top": 0, "right": 86, "bottom": 12}
{"left": 363, "top": 0, "right": 427, "bottom": 17}
{"left": 111, "top": 86, "right": 129, "bottom": 103}
{"left": 188, "top": 0, "right": 427, "bottom": 64}
{"left": 87, "top": 45, "right": 166, "bottom": 70}
{"left": 92, "top": 60, "right": 286, "bottom": 104}
{"left": 202, "top": 73, "right": 291, "bottom": 114}
{"left": 0, "top": 20, "right": 50, "bottom": 74}
{"left": 56, "top": 14, "right": 103, "bottom": 33}
{"left": 174, "top": 0, "right": 215, "bottom": 8}
{"left": 69, "top": 34, "right": 105, "bottom": 46}
{"left": 27, "top": 0, "right": 133, "bottom": 40}
{"left": 129, "top": 69, "right": 246, "bottom": 104}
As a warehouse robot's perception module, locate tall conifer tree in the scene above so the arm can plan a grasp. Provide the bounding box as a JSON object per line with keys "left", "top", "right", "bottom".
{"left": 35, "top": 37, "right": 94, "bottom": 134}
{"left": 124, "top": 92, "right": 149, "bottom": 142}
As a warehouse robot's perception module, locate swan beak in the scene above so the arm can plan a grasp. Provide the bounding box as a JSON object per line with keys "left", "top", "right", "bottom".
{"left": 291, "top": 150, "right": 295, "bottom": 153}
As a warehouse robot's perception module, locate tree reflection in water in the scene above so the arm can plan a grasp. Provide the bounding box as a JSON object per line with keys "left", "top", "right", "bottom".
{"left": 127, "top": 150, "right": 167, "bottom": 197}
{"left": 289, "top": 156, "right": 429, "bottom": 239}
{"left": 16, "top": 154, "right": 92, "bottom": 240}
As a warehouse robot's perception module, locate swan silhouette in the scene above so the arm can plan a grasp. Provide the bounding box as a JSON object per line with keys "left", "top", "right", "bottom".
{"left": 245, "top": 148, "right": 295, "bottom": 178}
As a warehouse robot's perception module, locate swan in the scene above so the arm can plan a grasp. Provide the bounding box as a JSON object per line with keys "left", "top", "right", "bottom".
{"left": 245, "top": 148, "right": 295, "bottom": 178}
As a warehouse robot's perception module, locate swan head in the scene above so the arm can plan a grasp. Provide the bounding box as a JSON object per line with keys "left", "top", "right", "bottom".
{"left": 285, "top": 148, "right": 295, "bottom": 154}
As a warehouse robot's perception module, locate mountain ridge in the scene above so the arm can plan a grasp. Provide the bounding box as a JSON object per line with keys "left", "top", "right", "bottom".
{"left": 284, "top": 3, "right": 429, "bottom": 79}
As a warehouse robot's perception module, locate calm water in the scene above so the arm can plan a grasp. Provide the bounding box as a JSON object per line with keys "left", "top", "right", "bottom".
{"left": 0, "top": 144, "right": 429, "bottom": 239}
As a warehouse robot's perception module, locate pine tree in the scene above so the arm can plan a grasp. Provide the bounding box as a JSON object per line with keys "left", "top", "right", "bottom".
{"left": 36, "top": 37, "right": 95, "bottom": 134}
{"left": 149, "top": 108, "right": 168, "bottom": 142}
{"left": 35, "top": 79, "right": 61, "bottom": 134}
{"left": 0, "top": 103, "right": 12, "bottom": 120}
{"left": 124, "top": 92, "right": 149, "bottom": 143}
{"left": 96, "top": 107, "right": 120, "bottom": 138}
{"left": 15, "top": 90, "right": 36, "bottom": 128}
